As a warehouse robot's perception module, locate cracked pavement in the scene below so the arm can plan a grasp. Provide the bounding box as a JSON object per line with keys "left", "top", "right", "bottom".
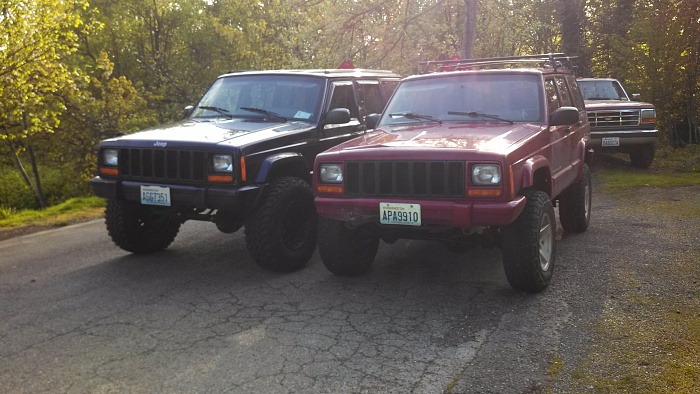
{"left": 3, "top": 183, "right": 689, "bottom": 393}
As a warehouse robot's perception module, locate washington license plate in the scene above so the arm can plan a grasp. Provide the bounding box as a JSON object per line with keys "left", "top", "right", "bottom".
{"left": 141, "top": 185, "right": 171, "bottom": 206}
{"left": 602, "top": 137, "right": 620, "bottom": 147}
{"left": 380, "top": 202, "right": 421, "bottom": 226}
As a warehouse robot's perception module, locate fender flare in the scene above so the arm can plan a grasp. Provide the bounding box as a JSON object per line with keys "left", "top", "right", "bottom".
{"left": 255, "top": 152, "right": 309, "bottom": 184}
{"left": 519, "top": 155, "right": 551, "bottom": 196}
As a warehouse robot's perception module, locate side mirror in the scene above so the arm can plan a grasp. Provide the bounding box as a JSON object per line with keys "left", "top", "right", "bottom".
{"left": 325, "top": 108, "right": 351, "bottom": 124}
{"left": 549, "top": 107, "right": 579, "bottom": 126}
{"left": 365, "top": 113, "right": 380, "bottom": 130}
{"left": 184, "top": 105, "right": 195, "bottom": 118}
{"left": 631, "top": 93, "right": 641, "bottom": 101}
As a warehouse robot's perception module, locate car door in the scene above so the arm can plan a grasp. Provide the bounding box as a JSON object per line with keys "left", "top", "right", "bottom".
{"left": 545, "top": 77, "right": 576, "bottom": 196}
{"left": 318, "top": 80, "right": 364, "bottom": 152}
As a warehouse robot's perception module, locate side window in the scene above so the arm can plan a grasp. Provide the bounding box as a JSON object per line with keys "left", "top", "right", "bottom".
{"left": 544, "top": 78, "right": 560, "bottom": 114}
{"left": 356, "top": 81, "right": 383, "bottom": 116}
{"left": 555, "top": 77, "right": 573, "bottom": 107}
{"left": 328, "top": 82, "right": 358, "bottom": 119}
{"left": 565, "top": 76, "right": 586, "bottom": 111}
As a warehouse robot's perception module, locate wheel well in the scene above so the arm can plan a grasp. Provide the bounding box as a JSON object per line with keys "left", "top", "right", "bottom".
{"left": 268, "top": 160, "right": 311, "bottom": 183}
{"left": 531, "top": 167, "right": 551, "bottom": 196}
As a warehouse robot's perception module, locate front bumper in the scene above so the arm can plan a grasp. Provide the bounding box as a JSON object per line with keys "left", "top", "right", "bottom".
{"left": 90, "top": 177, "right": 262, "bottom": 210}
{"left": 590, "top": 129, "right": 658, "bottom": 147}
{"left": 314, "top": 196, "right": 527, "bottom": 228}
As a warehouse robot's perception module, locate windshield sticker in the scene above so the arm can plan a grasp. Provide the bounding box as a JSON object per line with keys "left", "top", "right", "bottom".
{"left": 295, "top": 111, "right": 312, "bottom": 119}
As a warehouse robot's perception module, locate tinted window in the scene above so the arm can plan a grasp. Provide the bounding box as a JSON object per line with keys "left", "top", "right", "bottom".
{"left": 328, "top": 82, "right": 358, "bottom": 119}
{"left": 555, "top": 77, "right": 573, "bottom": 107}
{"left": 544, "top": 78, "right": 560, "bottom": 114}
{"left": 566, "top": 76, "right": 586, "bottom": 111}
{"left": 356, "top": 81, "right": 384, "bottom": 116}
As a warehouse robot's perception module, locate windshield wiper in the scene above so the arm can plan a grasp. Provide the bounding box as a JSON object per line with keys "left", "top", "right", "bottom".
{"left": 198, "top": 106, "right": 233, "bottom": 118}
{"left": 240, "top": 107, "right": 287, "bottom": 121}
{"left": 448, "top": 111, "right": 513, "bottom": 124}
{"left": 388, "top": 112, "right": 442, "bottom": 124}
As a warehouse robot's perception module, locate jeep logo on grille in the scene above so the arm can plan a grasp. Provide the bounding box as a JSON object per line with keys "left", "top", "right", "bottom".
{"left": 154, "top": 141, "right": 168, "bottom": 147}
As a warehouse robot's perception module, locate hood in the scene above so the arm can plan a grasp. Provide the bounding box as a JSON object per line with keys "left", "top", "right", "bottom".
{"left": 325, "top": 122, "right": 543, "bottom": 154}
{"left": 105, "top": 118, "right": 313, "bottom": 147}
{"left": 584, "top": 100, "right": 654, "bottom": 110}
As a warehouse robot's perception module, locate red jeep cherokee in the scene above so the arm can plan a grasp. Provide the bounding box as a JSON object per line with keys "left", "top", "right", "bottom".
{"left": 312, "top": 54, "right": 593, "bottom": 293}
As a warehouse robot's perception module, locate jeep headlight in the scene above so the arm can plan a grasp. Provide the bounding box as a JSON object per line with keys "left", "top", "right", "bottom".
{"left": 641, "top": 109, "right": 656, "bottom": 123}
{"left": 212, "top": 154, "right": 233, "bottom": 172}
{"left": 103, "top": 149, "right": 119, "bottom": 166}
{"left": 472, "top": 164, "right": 501, "bottom": 186}
{"left": 319, "top": 164, "right": 343, "bottom": 183}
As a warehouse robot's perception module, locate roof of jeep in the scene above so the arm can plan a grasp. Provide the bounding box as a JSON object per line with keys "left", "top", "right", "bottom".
{"left": 218, "top": 69, "right": 400, "bottom": 79}
{"left": 402, "top": 67, "right": 561, "bottom": 83}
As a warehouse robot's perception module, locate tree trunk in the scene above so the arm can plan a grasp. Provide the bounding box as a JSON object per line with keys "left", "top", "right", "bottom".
{"left": 462, "top": 0, "right": 477, "bottom": 59}
{"left": 6, "top": 139, "right": 33, "bottom": 189}
{"left": 27, "top": 144, "right": 47, "bottom": 209}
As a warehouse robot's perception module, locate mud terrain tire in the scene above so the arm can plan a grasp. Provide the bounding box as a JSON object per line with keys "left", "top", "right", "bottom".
{"left": 105, "top": 199, "right": 181, "bottom": 254}
{"left": 244, "top": 177, "right": 317, "bottom": 272}
{"left": 318, "top": 217, "right": 380, "bottom": 276}
{"left": 501, "top": 191, "right": 556, "bottom": 293}
{"left": 559, "top": 163, "right": 592, "bottom": 233}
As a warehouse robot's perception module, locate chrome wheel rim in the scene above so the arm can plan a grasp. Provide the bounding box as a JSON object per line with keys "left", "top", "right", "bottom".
{"left": 538, "top": 212, "right": 554, "bottom": 271}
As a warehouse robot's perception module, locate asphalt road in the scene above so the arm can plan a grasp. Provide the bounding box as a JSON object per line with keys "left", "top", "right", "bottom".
{"left": 0, "top": 184, "right": 689, "bottom": 393}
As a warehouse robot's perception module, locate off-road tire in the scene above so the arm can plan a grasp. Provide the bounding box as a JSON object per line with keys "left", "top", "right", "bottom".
{"left": 244, "top": 177, "right": 317, "bottom": 272}
{"left": 318, "top": 217, "right": 380, "bottom": 276}
{"left": 630, "top": 143, "right": 655, "bottom": 169}
{"left": 559, "top": 163, "right": 592, "bottom": 233}
{"left": 105, "top": 199, "right": 181, "bottom": 254}
{"left": 501, "top": 190, "right": 556, "bottom": 293}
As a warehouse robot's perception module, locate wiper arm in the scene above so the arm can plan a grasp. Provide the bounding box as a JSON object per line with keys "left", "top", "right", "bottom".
{"left": 448, "top": 111, "right": 513, "bottom": 124}
{"left": 389, "top": 112, "right": 442, "bottom": 124}
{"left": 240, "top": 107, "right": 287, "bottom": 121}
{"left": 198, "top": 106, "right": 233, "bottom": 118}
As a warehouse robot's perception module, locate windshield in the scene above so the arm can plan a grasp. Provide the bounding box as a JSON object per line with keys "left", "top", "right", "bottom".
{"left": 379, "top": 73, "right": 544, "bottom": 126}
{"left": 578, "top": 80, "right": 629, "bottom": 101}
{"left": 191, "top": 75, "right": 324, "bottom": 121}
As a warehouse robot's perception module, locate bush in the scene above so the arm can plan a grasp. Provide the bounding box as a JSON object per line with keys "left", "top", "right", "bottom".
{"left": 0, "top": 165, "right": 93, "bottom": 210}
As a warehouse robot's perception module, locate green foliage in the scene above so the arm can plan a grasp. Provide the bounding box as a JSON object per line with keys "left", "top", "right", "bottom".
{"left": 0, "top": 196, "right": 104, "bottom": 229}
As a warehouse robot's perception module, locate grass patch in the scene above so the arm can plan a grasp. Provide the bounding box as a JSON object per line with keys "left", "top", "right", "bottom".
{"left": 0, "top": 196, "right": 105, "bottom": 229}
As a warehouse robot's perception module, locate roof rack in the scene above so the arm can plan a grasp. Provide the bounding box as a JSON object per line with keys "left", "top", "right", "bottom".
{"left": 419, "top": 53, "right": 578, "bottom": 74}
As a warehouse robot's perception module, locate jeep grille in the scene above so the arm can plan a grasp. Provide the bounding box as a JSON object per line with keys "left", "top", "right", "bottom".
{"left": 587, "top": 110, "right": 640, "bottom": 127}
{"left": 345, "top": 161, "right": 465, "bottom": 198}
{"left": 118, "top": 148, "right": 207, "bottom": 182}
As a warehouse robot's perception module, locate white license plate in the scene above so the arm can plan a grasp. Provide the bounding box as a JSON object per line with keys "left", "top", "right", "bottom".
{"left": 141, "top": 185, "right": 171, "bottom": 206}
{"left": 380, "top": 202, "right": 421, "bottom": 226}
{"left": 602, "top": 137, "right": 620, "bottom": 147}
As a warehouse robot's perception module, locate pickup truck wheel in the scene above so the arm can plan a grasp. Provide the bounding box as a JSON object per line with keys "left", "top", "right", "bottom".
{"left": 559, "top": 163, "right": 592, "bottom": 233}
{"left": 501, "top": 191, "right": 556, "bottom": 293}
{"left": 318, "top": 217, "right": 379, "bottom": 276}
{"left": 105, "top": 199, "right": 181, "bottom": 254}
{"left": 244, "top": 177, "right": 317, "bottom": 273}
{"left": 630, "top": 143, "right": 655, "bottom": 168}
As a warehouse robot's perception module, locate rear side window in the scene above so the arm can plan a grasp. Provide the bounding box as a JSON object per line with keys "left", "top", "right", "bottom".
{"left": 356, "top": 81, "right": 384, "bottom": 116}
{"left": 554, "top": 77, "right": 573, "bottom": 107}
{"left": 565, "top": 76, "right": 586, "bottom": 111}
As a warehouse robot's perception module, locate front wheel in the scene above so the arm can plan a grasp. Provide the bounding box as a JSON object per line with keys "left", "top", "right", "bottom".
{"left": 244, "top": 177, "right": 318, "bottom": 273}
{"left": 630, "top": 143, "right": 655, "bottom": 168}
{"left": 317, "top": 217, "right": 379, "bottom": 276}
{"left": 501, "top": 191, "right": 556, "bottom": 293}
{"left": 559, "top": 163, "right": 592, "bottom": 233}
{"left": 104, "top": 199, "right": 181, "bottom": 254}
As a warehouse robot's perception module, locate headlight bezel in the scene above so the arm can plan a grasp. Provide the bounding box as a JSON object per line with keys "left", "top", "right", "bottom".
{"left": 319, "top": 163, "right": 344, "bottom": 183}
{"left": 640, "top": 108, "right": 656, "bottom": 124}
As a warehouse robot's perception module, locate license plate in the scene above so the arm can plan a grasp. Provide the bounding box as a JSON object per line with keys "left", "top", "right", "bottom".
{"left": 141, "top": 185, "right": 171, "bottom": 206}
{"left": 380, "top": 202, "right": 421, "bottom": 226}
{"left": 602, "top": 137, "right": 620, "bottom": 147}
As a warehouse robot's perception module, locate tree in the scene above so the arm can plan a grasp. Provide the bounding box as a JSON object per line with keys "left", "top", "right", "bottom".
{"left": 0, "top": 0, "right": 90, "bottom": 208}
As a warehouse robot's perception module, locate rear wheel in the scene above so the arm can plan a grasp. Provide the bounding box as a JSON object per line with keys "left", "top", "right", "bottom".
{"left": 559, "top": 163, "right": 592, "bottom": 233}
{"left": 630, "top": 143, "right": 655, "bottom": 168}
{"left": 105, "top": 199, "right": 181, "bottom": 254}
{"left": 318, "top": 217, "right": 379, "bottom": 276}
{"left": 501, "top": 191, "right": 556, "bottom": 293}
{"left": 244, "top": 177, "right": 318, "bottom": 272}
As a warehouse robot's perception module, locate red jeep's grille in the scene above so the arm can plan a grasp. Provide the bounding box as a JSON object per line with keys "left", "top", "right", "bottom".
{"left": 587, "top": 110, "right": 640, "bottom": 127}
{"left": 345, "top": 161, "right": 465, "bottom": 198}
{"left": 118, "top": 148, "right": 207, "bottom": 182}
